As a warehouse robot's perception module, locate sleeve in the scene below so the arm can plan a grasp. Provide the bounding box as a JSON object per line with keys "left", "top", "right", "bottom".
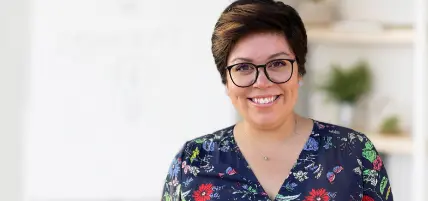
{"left": 359, "top": 136, "right": 394, "bottom": 201}
{"left": 161, "top": 142, "right": 188, "bottom": 201}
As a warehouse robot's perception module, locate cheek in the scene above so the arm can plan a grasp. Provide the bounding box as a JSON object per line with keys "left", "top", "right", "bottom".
{"left": 228, "top": 88, "right": 247, "bottom": 99}
{"left": 226, "top": 84, "right": 248, "bottom": 103}
{"left": 280, "top": 82, "right": 300, "bottom": 101}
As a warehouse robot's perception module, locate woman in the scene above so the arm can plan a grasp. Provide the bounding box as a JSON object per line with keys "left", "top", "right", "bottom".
{"left": 161, "top": 0, "right": 393, "bottom": 200}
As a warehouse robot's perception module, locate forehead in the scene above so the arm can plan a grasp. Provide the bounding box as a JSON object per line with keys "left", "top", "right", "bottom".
{"left": 228, "top": 32, "right": 294, "bottom": 64}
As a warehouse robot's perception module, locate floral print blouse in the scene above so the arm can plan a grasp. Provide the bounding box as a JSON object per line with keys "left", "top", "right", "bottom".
{"left": 161, "top": 120, "right": 393, "bottom": 201}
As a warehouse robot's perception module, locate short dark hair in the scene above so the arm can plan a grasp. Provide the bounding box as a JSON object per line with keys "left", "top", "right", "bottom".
{"left": 211, "top": 0, "right": 308, "bottom": 85}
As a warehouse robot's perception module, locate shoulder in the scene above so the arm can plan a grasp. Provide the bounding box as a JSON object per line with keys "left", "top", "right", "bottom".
{"left": 187, "top": 125, "right": 235, "bottom": 146}
{"left": 313, "top": 120, "right": 366, "bottom": 138}
{"left": 175, "top": 125, "right": 236, "bottom": 164}
{"left": 313, "top": 120, "right": 382, "bottom": 173}
{"left": 313, "top": 120, "right": 370, "bottom": 141}
{"left": 312, "top": 120, "right": 375, "bottom": 157}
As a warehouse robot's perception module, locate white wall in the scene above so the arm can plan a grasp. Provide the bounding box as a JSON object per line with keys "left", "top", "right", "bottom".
{"left": 25, "top": 0, "right": 235, "bottom": 200}
{"left": 0, "top": 0, "right": 29, "bottom": 200}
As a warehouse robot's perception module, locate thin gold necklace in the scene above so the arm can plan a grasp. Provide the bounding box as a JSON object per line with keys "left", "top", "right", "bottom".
{"left": 257, "top": 116, "right": 299, "bottom": 161}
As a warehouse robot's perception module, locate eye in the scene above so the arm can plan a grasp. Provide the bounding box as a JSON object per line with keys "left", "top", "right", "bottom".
{"left": 234, "top": 63, "right": 254, "bottom": 72}
{"left": 268, "top": 60, "right": 287, "bottom": 68}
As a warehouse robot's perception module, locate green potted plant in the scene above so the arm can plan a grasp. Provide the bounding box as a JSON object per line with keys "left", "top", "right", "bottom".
{"left": 379, "top": 115, "right": 402, "bottom": 135}
{"left": 319, "top": 60, "right": 372, "bottom": 127}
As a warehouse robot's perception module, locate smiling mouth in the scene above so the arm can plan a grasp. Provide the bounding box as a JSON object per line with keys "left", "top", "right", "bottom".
{"left": 248, "top": 95, "right": 280, "bottom": 105}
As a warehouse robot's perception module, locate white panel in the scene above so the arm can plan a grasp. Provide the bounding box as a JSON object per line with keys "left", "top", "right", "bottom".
{"left": 412, "top": 0, "right": 428, "bottom": 199}
{"left": 0, "top": 0, "right": 28, "bottom": 200}
{"left": 26, "top": 0, "right": 234, "bottom": 199}
{"left": 386, "top": 155, "right": 412, "bottom": 201}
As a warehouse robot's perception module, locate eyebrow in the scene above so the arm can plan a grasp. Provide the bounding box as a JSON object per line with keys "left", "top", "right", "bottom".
{"left": 230, "top": 52, "right": 292, "bottom": 63}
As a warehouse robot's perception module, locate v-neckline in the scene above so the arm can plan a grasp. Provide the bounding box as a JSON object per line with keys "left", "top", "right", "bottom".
{"left": 229, "top": 120, "right": 317, "bottom": 201}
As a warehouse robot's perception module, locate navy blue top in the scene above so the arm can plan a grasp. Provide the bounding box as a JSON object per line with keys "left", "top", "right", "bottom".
{"left": 161, "top": 120, "right": 393, "bottom": 201}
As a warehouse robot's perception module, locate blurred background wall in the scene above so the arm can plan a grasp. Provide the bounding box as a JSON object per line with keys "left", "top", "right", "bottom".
{"left": 0, "top": 0, "right": 427, "bottom": 201}
{"left": 23, "top": 0, "right": 236, "bottom": 200}
{"left": 0, "top": 0, "right": 28, "bottom": 200}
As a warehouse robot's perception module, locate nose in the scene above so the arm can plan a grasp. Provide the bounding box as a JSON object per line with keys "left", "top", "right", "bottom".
{"left": 253, "top": 69, "right": 273, "bottom": 88}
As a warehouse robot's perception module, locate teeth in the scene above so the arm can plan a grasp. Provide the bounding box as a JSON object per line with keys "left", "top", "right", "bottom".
{"left": 252, "top": 96, "right": 277, "bottom": 104}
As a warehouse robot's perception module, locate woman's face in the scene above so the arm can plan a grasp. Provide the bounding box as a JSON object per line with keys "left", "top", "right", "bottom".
{"left": 226, "top": 32, "right": 301, "bottom": 129}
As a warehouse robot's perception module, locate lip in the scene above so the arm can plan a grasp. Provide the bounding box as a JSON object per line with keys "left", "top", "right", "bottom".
{"left": 248, "top": 94, "right": 281, "bottom": 99}
{"left": 247, "top": 95, "right": 281, "bottom": 107}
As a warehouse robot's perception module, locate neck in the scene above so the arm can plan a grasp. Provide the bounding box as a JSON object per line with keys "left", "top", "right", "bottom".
{"left": 241, "top": 112, "right": 299, "bottom": 143}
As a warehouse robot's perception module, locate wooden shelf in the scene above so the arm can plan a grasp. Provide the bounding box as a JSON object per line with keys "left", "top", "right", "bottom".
{"left": 307, "top": 27, "right": 414, "bottom": 46}
{"left": 365, "top": 133, "right": 413, "bottom": 155}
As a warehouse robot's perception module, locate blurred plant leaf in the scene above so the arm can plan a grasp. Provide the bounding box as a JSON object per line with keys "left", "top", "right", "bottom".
{"left": 379, "top": 115, "right": 402, "bottom": 134}
{"left": 319, "top": 60, "right": 372, "bottom": 104}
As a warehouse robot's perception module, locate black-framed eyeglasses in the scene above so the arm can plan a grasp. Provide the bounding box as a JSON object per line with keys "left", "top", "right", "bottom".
{"left": 225, "top": 59, "right": 296, "bottom": 88}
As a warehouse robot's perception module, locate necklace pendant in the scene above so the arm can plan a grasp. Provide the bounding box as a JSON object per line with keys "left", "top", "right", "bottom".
{"left": 263, "top": 156, "right": 269, "bottom": 161}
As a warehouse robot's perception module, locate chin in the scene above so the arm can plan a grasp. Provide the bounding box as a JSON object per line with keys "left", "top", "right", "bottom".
{"left": 247, "top": 114, "right": 281, "bottom": 129}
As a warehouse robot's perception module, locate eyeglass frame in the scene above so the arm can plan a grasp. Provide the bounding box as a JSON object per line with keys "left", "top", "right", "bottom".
{"left": 225, "top": 58, "right": 296, "bottom": 88}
